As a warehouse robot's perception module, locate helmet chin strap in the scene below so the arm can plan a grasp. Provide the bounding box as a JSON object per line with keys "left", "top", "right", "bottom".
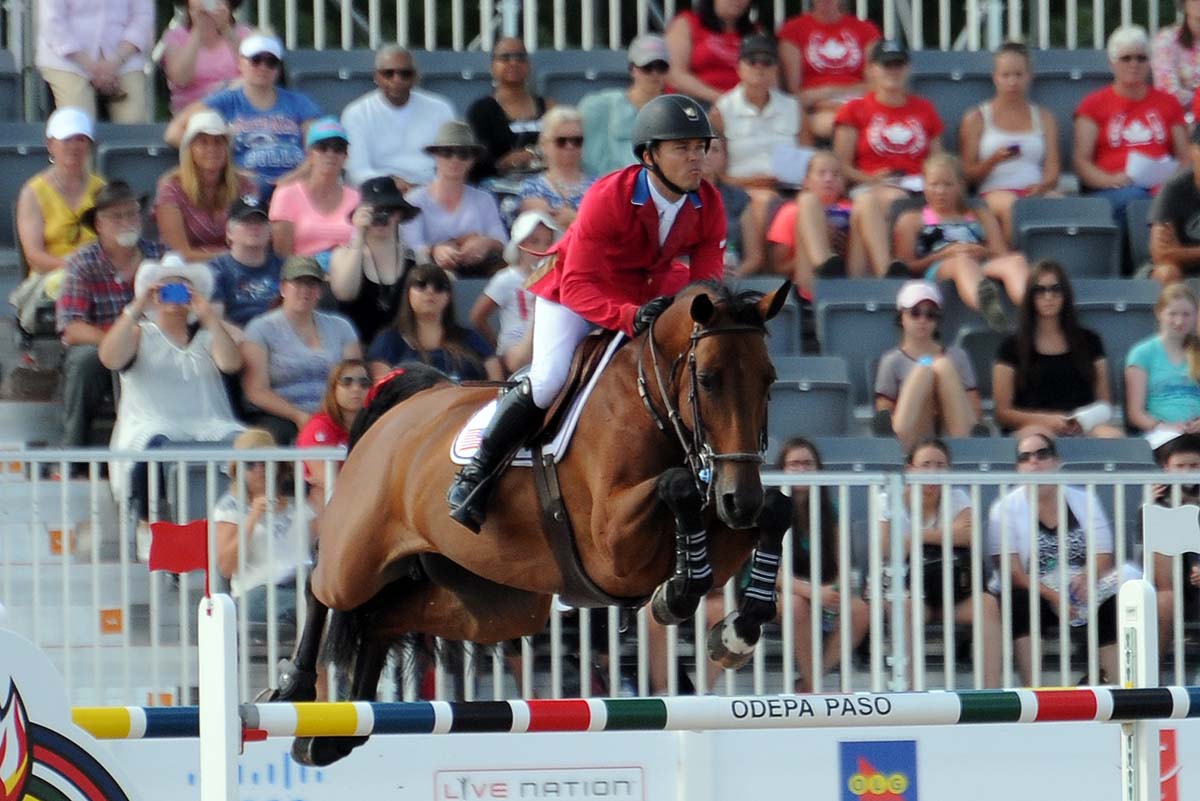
{"left": 645, "top": 148, "right": 689, "bottom": 197}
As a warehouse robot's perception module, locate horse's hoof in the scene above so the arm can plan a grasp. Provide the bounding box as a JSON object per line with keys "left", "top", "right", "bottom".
{"left": 291, "top": 735, "right": 367, "bottom": 767}
{"left": 650, "top": 583, "right": 688, "bottom": 625}
{"left": 706, "top": 612, "right": 756, "bottom": 670}
{"left": 270, "top": 659, "right": 317, "bottom": 702}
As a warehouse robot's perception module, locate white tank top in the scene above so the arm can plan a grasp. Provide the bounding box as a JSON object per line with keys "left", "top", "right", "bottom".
{"left": 977, "top": 101, "right": 1046, "bottom": 193}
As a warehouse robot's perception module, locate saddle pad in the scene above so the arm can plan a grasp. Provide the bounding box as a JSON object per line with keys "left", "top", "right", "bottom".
{"left": 451, "top": 332, "right": 626, "bottom": 466}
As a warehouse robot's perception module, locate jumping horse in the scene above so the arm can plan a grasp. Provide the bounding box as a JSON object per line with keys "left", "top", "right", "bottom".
{"left": 273, "top": 280, "right": 794, "bottom": 765}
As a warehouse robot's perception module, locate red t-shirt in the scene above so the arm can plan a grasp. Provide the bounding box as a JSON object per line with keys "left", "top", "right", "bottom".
{"left": 669, "top": 10, "right": 745, "bottom": 95}
{"left": 834, "top": 92, "right": 943, "bottom": 177}
{"left": 778, "top": 12, "right": 881, "bottom": 89}
{"left": 1076, "top": 86, "right": 1185, "bottom": 174}
{"left": 296, "top": 411, "right": 349, "bottom": 480}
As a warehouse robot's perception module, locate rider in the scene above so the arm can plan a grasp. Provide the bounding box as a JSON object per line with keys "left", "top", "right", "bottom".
{"left": 447, "top": 94, "right": 728, "bottom": 532}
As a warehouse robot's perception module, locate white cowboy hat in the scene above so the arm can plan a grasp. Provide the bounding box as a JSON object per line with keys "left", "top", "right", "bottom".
{"left": 134, "top": 252, "right": 214, "bottom": 300}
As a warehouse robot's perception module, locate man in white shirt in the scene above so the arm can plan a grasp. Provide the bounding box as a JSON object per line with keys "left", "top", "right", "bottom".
{"left": 341, "top": 45, "right": 456, "bottom": 190}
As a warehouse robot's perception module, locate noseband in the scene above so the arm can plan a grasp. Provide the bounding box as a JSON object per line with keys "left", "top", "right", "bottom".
{"left": 636, "top": 314, "right": 767, "bottom": 504}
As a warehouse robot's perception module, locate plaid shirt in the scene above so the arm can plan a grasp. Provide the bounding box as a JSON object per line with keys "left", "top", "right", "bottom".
{"left": 55, "top": 239, "right": 164, "bottom": 334}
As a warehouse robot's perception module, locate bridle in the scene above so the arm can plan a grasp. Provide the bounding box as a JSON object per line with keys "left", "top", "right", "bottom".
{"left": 636, "top": 312, "right": 767, "bottom": 504}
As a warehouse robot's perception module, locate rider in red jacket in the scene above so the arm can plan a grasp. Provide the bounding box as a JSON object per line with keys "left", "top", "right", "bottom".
{"left": 448, "top": 94, "right": 727, "bottom": 533}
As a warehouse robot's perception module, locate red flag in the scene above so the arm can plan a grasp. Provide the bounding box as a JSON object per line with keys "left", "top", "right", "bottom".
{"left": 148, "top": 520, "right": 209, "bottom": 575}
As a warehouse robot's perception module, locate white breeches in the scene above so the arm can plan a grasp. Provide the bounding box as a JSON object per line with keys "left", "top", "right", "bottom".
{"left": 528, "top": 296, "right": 593, "bottom": 408}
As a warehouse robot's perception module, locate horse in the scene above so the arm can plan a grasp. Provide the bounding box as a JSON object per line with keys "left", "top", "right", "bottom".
{"left": 272, "top": 280, "right": 794, "bottom": 765}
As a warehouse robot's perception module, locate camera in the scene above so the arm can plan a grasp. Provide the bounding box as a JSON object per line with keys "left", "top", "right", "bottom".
{"left": 371, "top": 209, "right": 393, "bottom": 226}
{"left": 158, "top": 282, "right": 191, "bottom": 305}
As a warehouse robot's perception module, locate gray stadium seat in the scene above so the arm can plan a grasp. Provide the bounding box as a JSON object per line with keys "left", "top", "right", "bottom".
{"left": 96, "top": 143, "right": 180, "bottom": 203}
{"left": 954, "top": 327, "right": 1008, "bottom": 402}
{"left": 1057, "top": 436, "right": 1154, "bottom": 472}
{"left": 289, "top": 68, "right": 375, "bottom": 115}
{"left": 910, "top": 72, "right": 993, "bottom": 149}
{"left": 286, "top": 49, "right": 376, "bottom": 73}
{"left": 532, "top": 50, "right": 630, "bottom": 105}
{"left": 1012, "top": 196, "right": 1121, "bottom": 278}
{"left": 1072, "top": 279, "right": 1159, "bottom": 405}
{"left": 814, "top": 279, "right": 904, "bottom": 405}
{"left": 420, "top": 72, "right": 497, "bottom": 115}
{"left": 768, "top": 356, "right": 851, "bottom": 439}
{"left": 452, "top": 277, "right": 490, "bottom": 330}
{"left": 0, "top": 142, "right": 50, "bottom": 251}
{"left": 732, "top": 276, "right": 801, "bottom": 356}
{"left": 1126, "top": 197, "right": 1153, "bottom": 272}
{"left": 944, "top": 437, "right": 1015, "bottom": 471}
{"left": 0, "top": 51, "right": 21, "bottom": 122}
{"left": 94, "top": 123, "right": 169, "bottom": 145}
{"left": 1030, "top": 67, "right": 1110, "bottom": 163}
{"left": 812, "top": 436, "right": 904, "bottom": 472}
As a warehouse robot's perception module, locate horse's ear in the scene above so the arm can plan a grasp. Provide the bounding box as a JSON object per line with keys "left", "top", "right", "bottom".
{"left": 757, "top": 280, "right": 792, "bottom": 323}
{"left": 690, "top": 292, "right": 716, "bottom": 325}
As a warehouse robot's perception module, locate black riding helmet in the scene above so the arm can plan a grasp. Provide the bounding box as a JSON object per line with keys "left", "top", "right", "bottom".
{"left": 631, "top": 95, "right": 715, "bottom": 195}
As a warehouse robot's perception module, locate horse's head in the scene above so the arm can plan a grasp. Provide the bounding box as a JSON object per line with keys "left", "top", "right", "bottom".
{"left": 643, "top": 281, "right": 789, "bottom": 529}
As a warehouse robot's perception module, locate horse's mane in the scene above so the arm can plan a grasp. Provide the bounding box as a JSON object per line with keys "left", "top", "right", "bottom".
{"left": 347, "top": 362, "right": 449, "bottom": 452}
{"left": 681, "top": 280, "right": 772, "bottom": 328}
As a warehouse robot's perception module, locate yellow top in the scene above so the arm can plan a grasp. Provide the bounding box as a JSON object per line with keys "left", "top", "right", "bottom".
{"left": 28, "top": 172, "right": 105, "bottom": 258}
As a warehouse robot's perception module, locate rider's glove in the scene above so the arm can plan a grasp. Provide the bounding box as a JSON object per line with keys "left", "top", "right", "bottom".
{"left": 631, "top": 296, "right": 674, "bottom": 337}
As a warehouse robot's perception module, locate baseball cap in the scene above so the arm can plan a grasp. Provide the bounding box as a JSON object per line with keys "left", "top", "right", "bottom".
{"left": 739, "top": 34, "right": 777, "bottom": 61}
{"left": 895, "top": 280, "right": 942, "bottom": 310}
{"left": 870, "top": 39, "right": 910, "bottom": 65}
{"left": 229, "top": 195, "right": 269, "bottom": 222}
{"left": 628, "top": 34, "right": 669, "bottom": 68}
{"left": 181, "top": 109, "right": 230, "bottom": 149}
{"left": 281, "top": 255, "right": 326, "bottom": 282}
{"left": 305, "top": 116, "right": 349, "bottom": 149}
{"left": 239, "top": 33, "right": 283, "bottom": 60}
{"left": 45, "top": 107, "right": 94, "bottom": 142}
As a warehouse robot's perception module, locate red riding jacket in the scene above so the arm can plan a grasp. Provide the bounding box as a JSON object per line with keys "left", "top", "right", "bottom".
{"left": 527, "top": 165, "right": 727, "bottom": 336}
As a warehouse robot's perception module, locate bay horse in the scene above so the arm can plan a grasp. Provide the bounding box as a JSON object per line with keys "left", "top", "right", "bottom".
{"left": 274, "top": 281, "right": 794, "bottom": 765}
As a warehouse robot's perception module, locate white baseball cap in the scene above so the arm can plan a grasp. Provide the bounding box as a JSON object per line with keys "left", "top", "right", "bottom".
{"left": 239, "top": 33, "right": 284, "bottom": 60}
{"left": 895, "top": 280, "right": 942, "bottom": 311}
{"left": 45, "top": 107, "right": 94, "bottom": 142}
{"left": 181, "top": 109, "right": 230, "bottom": 149}
{"left": 628, "top": 34, "right": 669, "bottom": 67}
{"left": 504, "top": 211, "right": 560, "bottom": 265}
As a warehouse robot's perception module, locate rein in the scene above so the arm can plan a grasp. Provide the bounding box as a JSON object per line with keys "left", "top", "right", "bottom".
{"left": 636, "top": 315, "right": 766, "bottom": 505}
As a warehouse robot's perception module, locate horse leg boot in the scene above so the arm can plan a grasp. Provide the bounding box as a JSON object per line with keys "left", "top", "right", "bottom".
{"left": 268, "top": 574, "right": 325, "bottom": 702}
{"left": 650, "top": 467, "right": 714, "bottom": 625}
{"left": 709, "top": 489, "right": 790, "bottom": 669}
{"left": 447, "top": 378, "right": 542, "bottom": 533}
{"left": 292, "top": 637, "right": 387, "bottom": 767}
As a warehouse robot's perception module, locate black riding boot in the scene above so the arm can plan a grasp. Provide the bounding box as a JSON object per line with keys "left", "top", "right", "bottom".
{"left": 447, "top": 378, "right": 542, "bottom": 533}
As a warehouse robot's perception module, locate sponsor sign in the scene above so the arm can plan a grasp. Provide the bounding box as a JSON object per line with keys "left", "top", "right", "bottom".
{"left": 839, "top": 740, "right": 918, "bottom": 801}
{"left": 434, "top": 767, "right": 643, "bottom": 800}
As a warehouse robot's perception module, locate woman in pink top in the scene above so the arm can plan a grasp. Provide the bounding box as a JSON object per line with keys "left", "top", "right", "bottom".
{"left": 1151, "top": 0, "right": 1200, "bottom": 106}
{"left": 269, "top": 118, "right": 361, "bottom": 261}
{"left": 160, "top": 0, "right": 251, "bottom": 114}
{"left": 664, "top": 0, "right": 757, "bottom": 104}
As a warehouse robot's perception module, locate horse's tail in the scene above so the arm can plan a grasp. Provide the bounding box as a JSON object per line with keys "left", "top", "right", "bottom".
{"left": 322, "top": 577, "right": 424, "bottom": 679}
{"left": 348, "top": 362, "right": 447, "bottom": 452}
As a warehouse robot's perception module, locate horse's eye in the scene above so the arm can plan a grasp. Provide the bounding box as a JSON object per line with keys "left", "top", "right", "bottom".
{"left": 698, "top": 373, "right": 717, "bottom": 391}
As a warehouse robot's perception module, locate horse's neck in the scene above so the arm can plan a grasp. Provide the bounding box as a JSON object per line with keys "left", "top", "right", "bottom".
{"left": 583, "top": 342, "right": 684, "bottom": 469}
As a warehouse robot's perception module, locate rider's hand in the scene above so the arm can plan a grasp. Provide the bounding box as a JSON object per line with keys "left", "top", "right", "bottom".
{"left": 631, "top": 296, "right": 674, "bottom": 336}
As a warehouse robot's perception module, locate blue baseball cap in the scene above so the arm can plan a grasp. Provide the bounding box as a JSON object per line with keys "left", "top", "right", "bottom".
{"left": 305, "top": 116, "right": 349, "bottom": 149}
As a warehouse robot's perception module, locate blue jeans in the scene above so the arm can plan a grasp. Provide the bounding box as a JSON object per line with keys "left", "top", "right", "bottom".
{"left": 242, "top": 581, "right": 298, "bottom": 625}
{"left": 1087, "top": 185, "right": 1150, "bottom": 224}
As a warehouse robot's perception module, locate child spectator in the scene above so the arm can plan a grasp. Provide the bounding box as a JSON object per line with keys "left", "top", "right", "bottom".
{"left": 1125, "top": 283, "right": 1200, "bottom": 433}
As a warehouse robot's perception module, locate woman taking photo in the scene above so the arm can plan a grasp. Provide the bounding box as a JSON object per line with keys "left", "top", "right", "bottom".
{"left": 1125, "top": 283, "right": 1200, "bottom": 433}
{"left": 269, "top": 117, "right": 360, "bottom": 260}
{"left": 517, "top": 106, "right": 595, "bottom": 230}
{"left": 466, "top": 37, "right": 548, "bottom": 183}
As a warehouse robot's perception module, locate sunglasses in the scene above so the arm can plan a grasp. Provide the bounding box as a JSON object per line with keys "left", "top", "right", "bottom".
{"left": 638, "top": 60, "right": 670, "bottom": 74}
{"left": 248, "top": 54, "right": 281, "bottom": 68}
{"left": 1117, "top": 53, "right": 1149, "bottom": 62}
{"left": 1017, "top": 446, "right": 1055, "bottom": 464}
{"left": 906, "top": 307, "right": 941, "bottom": 320}
{"left": 743, "top": 55, "right": 777, "bottom": 67}
{"left": 412, "top": 278, "right": 450, "bottom": 292}
{"left": 312, "top": 140, "right": 348, "bottom": 154}
{"left": 435, "top": 147, "right": 476, "bottom": 160}
{"left": 1031, "top": 283, "right": 1064, "bottom": 296}
{"left": 377, "top": 67, "right": 415, "bottom": 79}
{"left": 338, "top": 375, "right": 373, "bottom": 388}
{"left": 494, "top": 51, "right": 529, "bottom": 63}
{"left": 554, "top": 136, "right": 584, "bottom": 148}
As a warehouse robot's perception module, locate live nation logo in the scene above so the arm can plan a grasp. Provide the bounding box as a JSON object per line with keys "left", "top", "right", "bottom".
{"left": 434, "top": 767, "right": 644, "bottom": 800}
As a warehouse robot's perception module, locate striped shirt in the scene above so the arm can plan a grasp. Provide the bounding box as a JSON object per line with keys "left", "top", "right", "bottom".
{"left": 56, "top": 239, "right": 165, "bottom": 333}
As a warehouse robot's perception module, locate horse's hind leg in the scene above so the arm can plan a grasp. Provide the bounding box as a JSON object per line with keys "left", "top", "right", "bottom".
{"left": 271, "top": 574, "right": 326, "bottom": 702}
{"left": 650, "top": 467, "right": 715, "bottom": 625}
{"left": 291, "top": 636, "right": 388, "bottom": 767}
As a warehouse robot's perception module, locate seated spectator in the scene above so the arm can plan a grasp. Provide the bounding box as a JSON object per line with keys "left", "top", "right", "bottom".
{"left": 875, "top": 281, "right": 980, "bottom": 450}
{"left": 15, "top": 109, "right": 105, "bottom": 277}
{"left": 878, "top": 438, "right": 1002, "bottom": 688}
{"left": 1148, "top": 125, "right": 1200, "bottom": 283}
{"left": 987, "top": 430, "right": 1122, "bottom": 684}
{"left": 833, "top": 40, "right": 942, "bottom": 277}
{"left": 35, "top": 0, "right": 152, "bottom": 123}
{"left": 1149, "top": 431, "right": 1200, "bottom": 645}
{"left": 341, "top": 46, "right": 455, "bottom": 189}
{"left": 703, "top": 134, "right": 764, "bottom": 278}
{"left": 99, "top": 254, "right": 243, "bottom": 541}
{"left": 367, "top": 263, "right": 501, "bottom": 382}
{"left": 297, "top": 358, "right": 369, "bottom": 501}
{"left": 209, "top": 196, "right": 284, "bottom": 328}
{"left": 329, "top": 177, "right": 420, "bottom": 345}
{"left": 579, "top": 34, "right": 669, "bottom": 177}
{"left": 166, "top": 33, "right": 320, "bottom": 201}
{"left": 1074, "top": 25, "right": 1188, "bottom": 222}
{"left": 269, "top": 118, "right": 360, "bottom": 261}
{"left": 1125, "top": 283, "right": 1200, "bottom": 433}
{"left": 959, "top": 42, "right": 1061, "bottom": 244}
{"left": 215, "top": 428, "right": 316, "bottom": 623}
{"left": 159, "top": 0, "right": 250, "bottom": 115}
{"left": 55, "top": 182, "right": 165, "bottom": 452}
{"left": 1151, "top": 0, "right": 1200, "bottom": 107}
{"left": 778, "top": 0, "right": 881, "bottom": 140}
{"left": 466, "top": 37, "right": 547, "bottom": 183}
{"left": 470, "top": 211, "right": 559, "bottom": 374}
{"left": 155, "top": 109, "right": 256, "bottom": 261}
{"left": 664, "top": 0, "right": 756, "bottom": 104}
{"left": 993, "top": 261, "right": 1120, "bottom": 438}
{"left": 402, "top": 122, "right": 508, "bottom": 275}
{"left": 517, "top": 106, "right": 595, "bottom": 229}
{"left": 240, "top": 256, "right": 361, "bottom": 444}
{"left": 893, "top": 154, "right": 1029, "bottom": 331}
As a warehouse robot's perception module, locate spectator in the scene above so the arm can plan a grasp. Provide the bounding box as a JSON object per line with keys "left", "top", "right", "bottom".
{"left": 1152, "top": 0, "right": 1200, "bottom": 107}
{"left": 469, "top": 210, "right": 559, "bottom": 374}
{"left": 702, "top": 134, "right": 764, "bottom": 277}
{"left": 993, "top": 261, "right": 1120, "bottom": 438}
{"left": 664, "top": 0, "right": 756, "bottom": 104}
{"left": 987, "top": 430, "right": 1122, "bottom": 684}
{"left": 875, "top": 281, "right": 980, "bottom": 449}
{"left": 466, "top": 37, "right": 547, "bottom": 183}
{"left": 1074, "top": 25, "right": 1188, "bottom": 222}
{"left": 214, "top": 428, "right": 316, "bottom": 623}
{"left": 778, "top": 0, "right": 881, "bottom": 140}
{"left": 155, "top": 109, "right": 257, "bottom": 261}
{"left": 35, "top": 0, "right": 153, "bottom": 123}
{"left": 959, "top": 42, "right": 1061, "bottom": 245}
{"left": 297, "top": 358, "right": 369, "bottom": 500}
{"left": 833, "top": 40, "right": 942, "bottom": 277}
{"left": 15, "top": 108, "right": 105, "bottom": 277}
{"left": 341, "top": 46, "right": 455, "bottom": 189}
{"left": 269, "top": 117, "right": 360, "bottom": 260}
{"left": 329, "top": 176, "right": 420, "bottom": 345}
{"left": 878, "top": 438, "right": 1002, "bottom": 688}
{"left": 1148, "top": 431, "right": 1200, "bottom": 641}
{"left": 367, "top": 263, "right": 501, "bottom": 382}
{"left": 209, "top": 196, "right": 284, "bottom": 328}
{"left": 55, "top": 181, "right": 165, "bottom": 451}
{"left": 517, "top": 107, "right": 595, "bottom": 230}
{"left": 579, "top": 34, "right": 669, "bottom": 177}
{"left": 402, "top": 122, "right": 508, "bottom": 275}
{"left": 892, "top": 153, "right": 1029, "bottom": 331}
{"left": 1125, "top": 283, "right": 1200, "bottom": 433}
{"left": 240, "top": 256, "right": 361, "bottom": 444}
{"left": 166, "top": 33, "right": 321, "bottom": 200}
{"left": 99, "top": 254, "right": 243, "bottom": 537}
{"left": 1148, "top": 124, "right": 1200, "bottom": 283}
{"left": 159, "top": 0, "right": 250, "bottom": 115}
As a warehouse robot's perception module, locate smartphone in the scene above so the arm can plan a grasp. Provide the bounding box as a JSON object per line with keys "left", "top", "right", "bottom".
{"left": 1006, "top": 143, "right": 1022, "bottom": 156}
{"left": 159, "top": 282, "right": 191, "bottom": 305}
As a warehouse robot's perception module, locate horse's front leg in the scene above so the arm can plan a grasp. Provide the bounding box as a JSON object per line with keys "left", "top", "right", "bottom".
{"left": 649, "top": 467, "right": 714, "bottom": 625}
{"left": 708, "top": 489, "right": 790, "bottom": 669}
